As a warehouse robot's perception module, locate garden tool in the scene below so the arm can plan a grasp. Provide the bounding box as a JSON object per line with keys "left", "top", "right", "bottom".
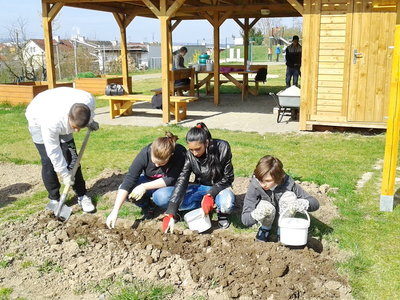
{"left": 46, "top": 129, "right": 92, "bottom": 221}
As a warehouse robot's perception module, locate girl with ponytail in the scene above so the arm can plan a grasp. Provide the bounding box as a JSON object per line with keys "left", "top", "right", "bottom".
{"left": 162, "top": 122, "right": 235, "bottom": 233}
{"left": 106, "top": 131, "right": 186, "bottom": 229}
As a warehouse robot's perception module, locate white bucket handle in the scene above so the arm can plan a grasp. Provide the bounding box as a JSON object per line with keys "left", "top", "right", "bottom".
{"left": 278, "top": 208, "right": 310, "bottom": 225}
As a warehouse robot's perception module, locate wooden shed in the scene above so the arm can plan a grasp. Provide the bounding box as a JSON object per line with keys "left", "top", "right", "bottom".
{"left": 300, "top": 0, "right": 397, "bottom": 130}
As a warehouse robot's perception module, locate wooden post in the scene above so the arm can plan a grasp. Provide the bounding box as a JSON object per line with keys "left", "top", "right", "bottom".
{"left": 42, "top": 2, "right": 62, "bottom": 89}
{"left": 244, "top": 18, "right": 249, "bottom": 66}
{"left": 114, "top": 13, "right": 135, "bottom": 94}
{"left": 213, "top": 14, "right": 220, "bottom": 105}
{"left": 380, "top": 6, "right": 400, "bottom": 212}
{"left": 160, "top": 15, "right": 171, "bottom": 123}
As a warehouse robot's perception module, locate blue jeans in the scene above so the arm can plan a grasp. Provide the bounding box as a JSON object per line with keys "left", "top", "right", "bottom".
{"left": 286, "top": 66, "right": 300, "bottom": 87}
{"left": 153, "top": 184, "right": 235, "bottom": 214}
{"left": 133, "top": 175, "right": 174, "bottom": 210}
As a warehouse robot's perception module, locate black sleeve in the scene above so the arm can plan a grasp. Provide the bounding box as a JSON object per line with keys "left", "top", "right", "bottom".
{"left": 208, "top": 141, "right": 234, "bottom": 198}
{"left": 162, "top": 144, "right": 186, "bottom": 186}
{"left": 119, "top": 146, "right": 149, "bottom": 193}
{"left": 165, "top": 151, "right": 192, "bottom": 216}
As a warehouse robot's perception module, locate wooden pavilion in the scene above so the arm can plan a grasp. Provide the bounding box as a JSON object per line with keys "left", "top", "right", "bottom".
{"left": 40, "top": 0, "right": 400, "bottom": 211}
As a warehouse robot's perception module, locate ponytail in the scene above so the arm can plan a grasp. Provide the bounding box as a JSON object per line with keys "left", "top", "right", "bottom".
{"left": 151, "top": 131, "right": 178, "bottom": 161}
{"left": 186, "top": 122, "right": 222, "bottom": 182}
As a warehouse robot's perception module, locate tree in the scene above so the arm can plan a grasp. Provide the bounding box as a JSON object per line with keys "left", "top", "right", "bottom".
{"left": 240, "top": 27, "right": 265, "bottom": 45}
{"left": 0, "top": 18, "right": 45, "bottom": 82}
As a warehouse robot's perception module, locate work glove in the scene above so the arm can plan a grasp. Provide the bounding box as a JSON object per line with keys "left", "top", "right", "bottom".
{"left": 129, "top": 184, "right": 146, "bottom": 201}
{"left": 201, "top": 194, "right": 214, "bottom": 215}
{"left": 87, "top": 121, "right": 99, "bottom": 131}
{"left": 162, "top": 214, "right": 175, "bottom": 233}
{"left": 250, "top": 200, "right": 276, "bottom": 228}
{"left": 62, "top": 173, "right": 75, "bottom": 186}
{"left": 279, "top": 191, "right": 309, "bottom": 216}
{"left": 106, "top": 209, "right": 118, "bottom": 229}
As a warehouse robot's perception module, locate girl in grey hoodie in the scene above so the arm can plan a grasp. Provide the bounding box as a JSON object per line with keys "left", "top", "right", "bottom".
{"left": 241, "top": 155, "right": 319, "bottom": 242}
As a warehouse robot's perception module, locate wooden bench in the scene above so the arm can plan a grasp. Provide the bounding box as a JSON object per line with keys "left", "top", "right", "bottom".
{"left": 151, "top": 68, "right": 196, "bottom": 97}
{"left": 98, "top": 94, "right": 197, "bottom": 122}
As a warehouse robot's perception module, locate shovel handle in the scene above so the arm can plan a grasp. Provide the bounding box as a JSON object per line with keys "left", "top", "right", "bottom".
{"left": 55, "top": 184, "right": 71, "bottom": 218}
{"left": 70, "top": 129, "right": 91, "bottom": 181}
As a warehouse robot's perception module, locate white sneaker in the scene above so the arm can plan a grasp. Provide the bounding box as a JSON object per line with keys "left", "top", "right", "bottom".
{"left": 78, "top": 195, "right": 95, "bottom": 213}
{"left": 45, "top": 199, "right": 59, "bottom": 210}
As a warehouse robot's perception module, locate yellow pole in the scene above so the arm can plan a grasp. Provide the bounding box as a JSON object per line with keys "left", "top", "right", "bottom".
{"left": 380, "top": 23, "right": 400, "bottom": 211}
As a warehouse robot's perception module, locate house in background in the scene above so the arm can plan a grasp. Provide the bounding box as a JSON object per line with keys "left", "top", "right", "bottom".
{"left": 71, "top": 35, "right": 151, "bottom": 72}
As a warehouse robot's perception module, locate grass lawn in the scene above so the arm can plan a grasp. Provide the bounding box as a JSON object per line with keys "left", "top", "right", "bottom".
{"left": 0, "top": 94, "right": 399, "bottom": 299}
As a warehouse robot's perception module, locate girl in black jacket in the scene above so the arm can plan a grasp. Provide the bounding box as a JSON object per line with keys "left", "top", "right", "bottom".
{"left": 106, "top": 132, "right": 186, "bottom": 229}
{"left": 163, "top": 122, "right": 235, "bottom": 232}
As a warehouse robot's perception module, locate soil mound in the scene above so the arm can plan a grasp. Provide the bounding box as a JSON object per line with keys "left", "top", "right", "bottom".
{"left": 0, "top": 163, "right": 350, "bottom": 299}
{"left": 0, "top": 212, "right": 351, "bottom": 299}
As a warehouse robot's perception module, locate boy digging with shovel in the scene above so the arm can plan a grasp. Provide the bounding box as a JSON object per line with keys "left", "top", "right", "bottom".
{"left": 26, "top": 87, "right": 99, "bottom": 217}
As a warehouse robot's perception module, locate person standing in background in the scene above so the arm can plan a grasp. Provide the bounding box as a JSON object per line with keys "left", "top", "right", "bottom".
{"left": 285, "top": 35, "right": 302, "bottom": 88}
{"left": 267, "top": 47, "right": 272, "bottom": 62}
{"left": 275, "top": 46, "right": 281, "bottom": 62}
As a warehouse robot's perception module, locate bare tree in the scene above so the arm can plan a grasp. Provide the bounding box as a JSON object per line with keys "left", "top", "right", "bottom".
{"left": 0, "top": 18, "right": 45, "bottom": 82}
{"left": 257, "top": 18, "right": 283, "bottom": 46}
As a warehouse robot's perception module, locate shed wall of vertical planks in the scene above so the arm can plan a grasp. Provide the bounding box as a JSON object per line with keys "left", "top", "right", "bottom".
{"left": 301, "top": 0, "right": 397, "bottom": 129}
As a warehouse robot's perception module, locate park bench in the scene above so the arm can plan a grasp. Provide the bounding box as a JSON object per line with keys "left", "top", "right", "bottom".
{"left": 151, "top": 68, "right": 196, "bottom": 97}
{"left": 98, "top": 94, "right": 197, "bottom": 122}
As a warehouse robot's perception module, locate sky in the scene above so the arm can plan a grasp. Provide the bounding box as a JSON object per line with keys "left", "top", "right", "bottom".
{"left": 0, "top": 0, "right": 254, "bottom": 44}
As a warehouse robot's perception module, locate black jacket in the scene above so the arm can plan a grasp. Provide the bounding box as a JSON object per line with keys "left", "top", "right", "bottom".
{"left": 120, "top": 143, "right": 186, "bottom": 193}
{"left": 285, "top": 43, "right": 302, "bottom": 69}
{"left": 241, "top": 175, "right": 319, "bottom": 227}
{"left": 165, "top": 139, "right": 234, "bottom": 215}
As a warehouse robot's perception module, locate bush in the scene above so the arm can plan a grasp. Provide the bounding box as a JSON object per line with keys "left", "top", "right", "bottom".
{"left": 77, "top": 72, "right": 97, "bottom": 78}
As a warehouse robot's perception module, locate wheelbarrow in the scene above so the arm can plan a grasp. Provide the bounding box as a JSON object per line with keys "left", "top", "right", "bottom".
{"left": 269, "top": 92, "right": 300, "bottom": 123}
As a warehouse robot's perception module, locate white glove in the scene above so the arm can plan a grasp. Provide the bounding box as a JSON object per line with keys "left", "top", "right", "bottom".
{"left": 129, "top": 184, "right": 146, "bottom": 201}
{"left": 106, "top": 209, "right": 118, "bottom": 229}
{"left": 88, "top": 121, "right": 99, "bottom": 131}
{"left": 279, "top": 191, "right": 309, "bottom": 215}
{"left": 250, "top": 200, "right": 276, "bottom": 227}
{"left": 62, "top": 173, "right": 75, "bottom": 186}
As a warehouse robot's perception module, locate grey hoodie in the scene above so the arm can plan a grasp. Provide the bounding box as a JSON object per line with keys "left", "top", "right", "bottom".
{"left": 241, "top": 175, "right": 319, "bottom": 227}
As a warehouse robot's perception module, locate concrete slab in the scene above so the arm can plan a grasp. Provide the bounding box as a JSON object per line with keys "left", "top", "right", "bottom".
{"left": 95, "top": 93, "right": 299, "bottom": 134}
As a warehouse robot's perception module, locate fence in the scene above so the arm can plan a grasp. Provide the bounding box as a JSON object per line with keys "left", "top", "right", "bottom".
{"left": 149, "top": 57, "right": 161, "bottom": 70}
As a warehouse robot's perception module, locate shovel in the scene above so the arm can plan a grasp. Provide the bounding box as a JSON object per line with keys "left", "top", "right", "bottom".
{"left": 46, "top": 129, "right": 92, "bottom": 221}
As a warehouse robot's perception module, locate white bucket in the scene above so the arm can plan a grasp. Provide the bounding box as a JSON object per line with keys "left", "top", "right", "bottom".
{"left": 184, "top": 208, "right": 212, "bottom": 233}
{"left": 278, "top": 209, "right": 310, "bottom": 246}
{"left": 194, "top": 64, "right": 201, "bottom": 72}
{"left": 206, "top": 62, "right": 213, "bottom": 72}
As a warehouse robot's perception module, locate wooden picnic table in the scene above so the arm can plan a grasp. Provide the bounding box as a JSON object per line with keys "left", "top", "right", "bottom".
{"left": 195, "top": 67, "right": 264, "bottom": 101}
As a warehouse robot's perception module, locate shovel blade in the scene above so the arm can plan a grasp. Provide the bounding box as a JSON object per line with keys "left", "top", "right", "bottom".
{"left": 46, "top": 201, "right": 72, "bottom": 221}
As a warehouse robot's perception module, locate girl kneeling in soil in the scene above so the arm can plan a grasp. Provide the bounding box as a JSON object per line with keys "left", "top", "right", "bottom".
{"left": 241, "top": 155, "right": 319, "bottom": 242}
{"left": 106, "top": 132, "right": 186, "bottom": 229}
{"left": 162, "top": 122, "right": 235, "bottom": 233}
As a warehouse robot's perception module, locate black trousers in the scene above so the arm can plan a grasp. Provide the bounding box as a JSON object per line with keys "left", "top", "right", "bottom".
{"left": 34, "top": 140, "right": 87, "bottom": 200}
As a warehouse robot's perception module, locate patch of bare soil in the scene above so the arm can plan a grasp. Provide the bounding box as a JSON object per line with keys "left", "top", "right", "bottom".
{"left": 0, "top": 162, "right": 42, "bottom": 208}
{"left": 0, "top": 164, "right": 351, "bottom": 300}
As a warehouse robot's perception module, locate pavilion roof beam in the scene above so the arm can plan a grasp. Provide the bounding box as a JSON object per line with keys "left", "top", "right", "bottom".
{"left": 178, "top": 3, "right": 290, "bottom": 13}
{"left": 142, "top": 0, "right": 161, "bottom": 16}
{"left": 47, "top": 3, "right": 63, "bottom": 22}
{"left": 171, "top": 20, "right": 182, "bottom": 31}
{"left": 43, "top": 0, "right": 136, "bottom": 3}
{"left": 286, "top": 0, "right": 304, "bottom": 15}
{"left": 66, "top": 3, "right": 140, "bottom": 15}
{"left": 167, "top": 0, "right": 186, "bottom": 16}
